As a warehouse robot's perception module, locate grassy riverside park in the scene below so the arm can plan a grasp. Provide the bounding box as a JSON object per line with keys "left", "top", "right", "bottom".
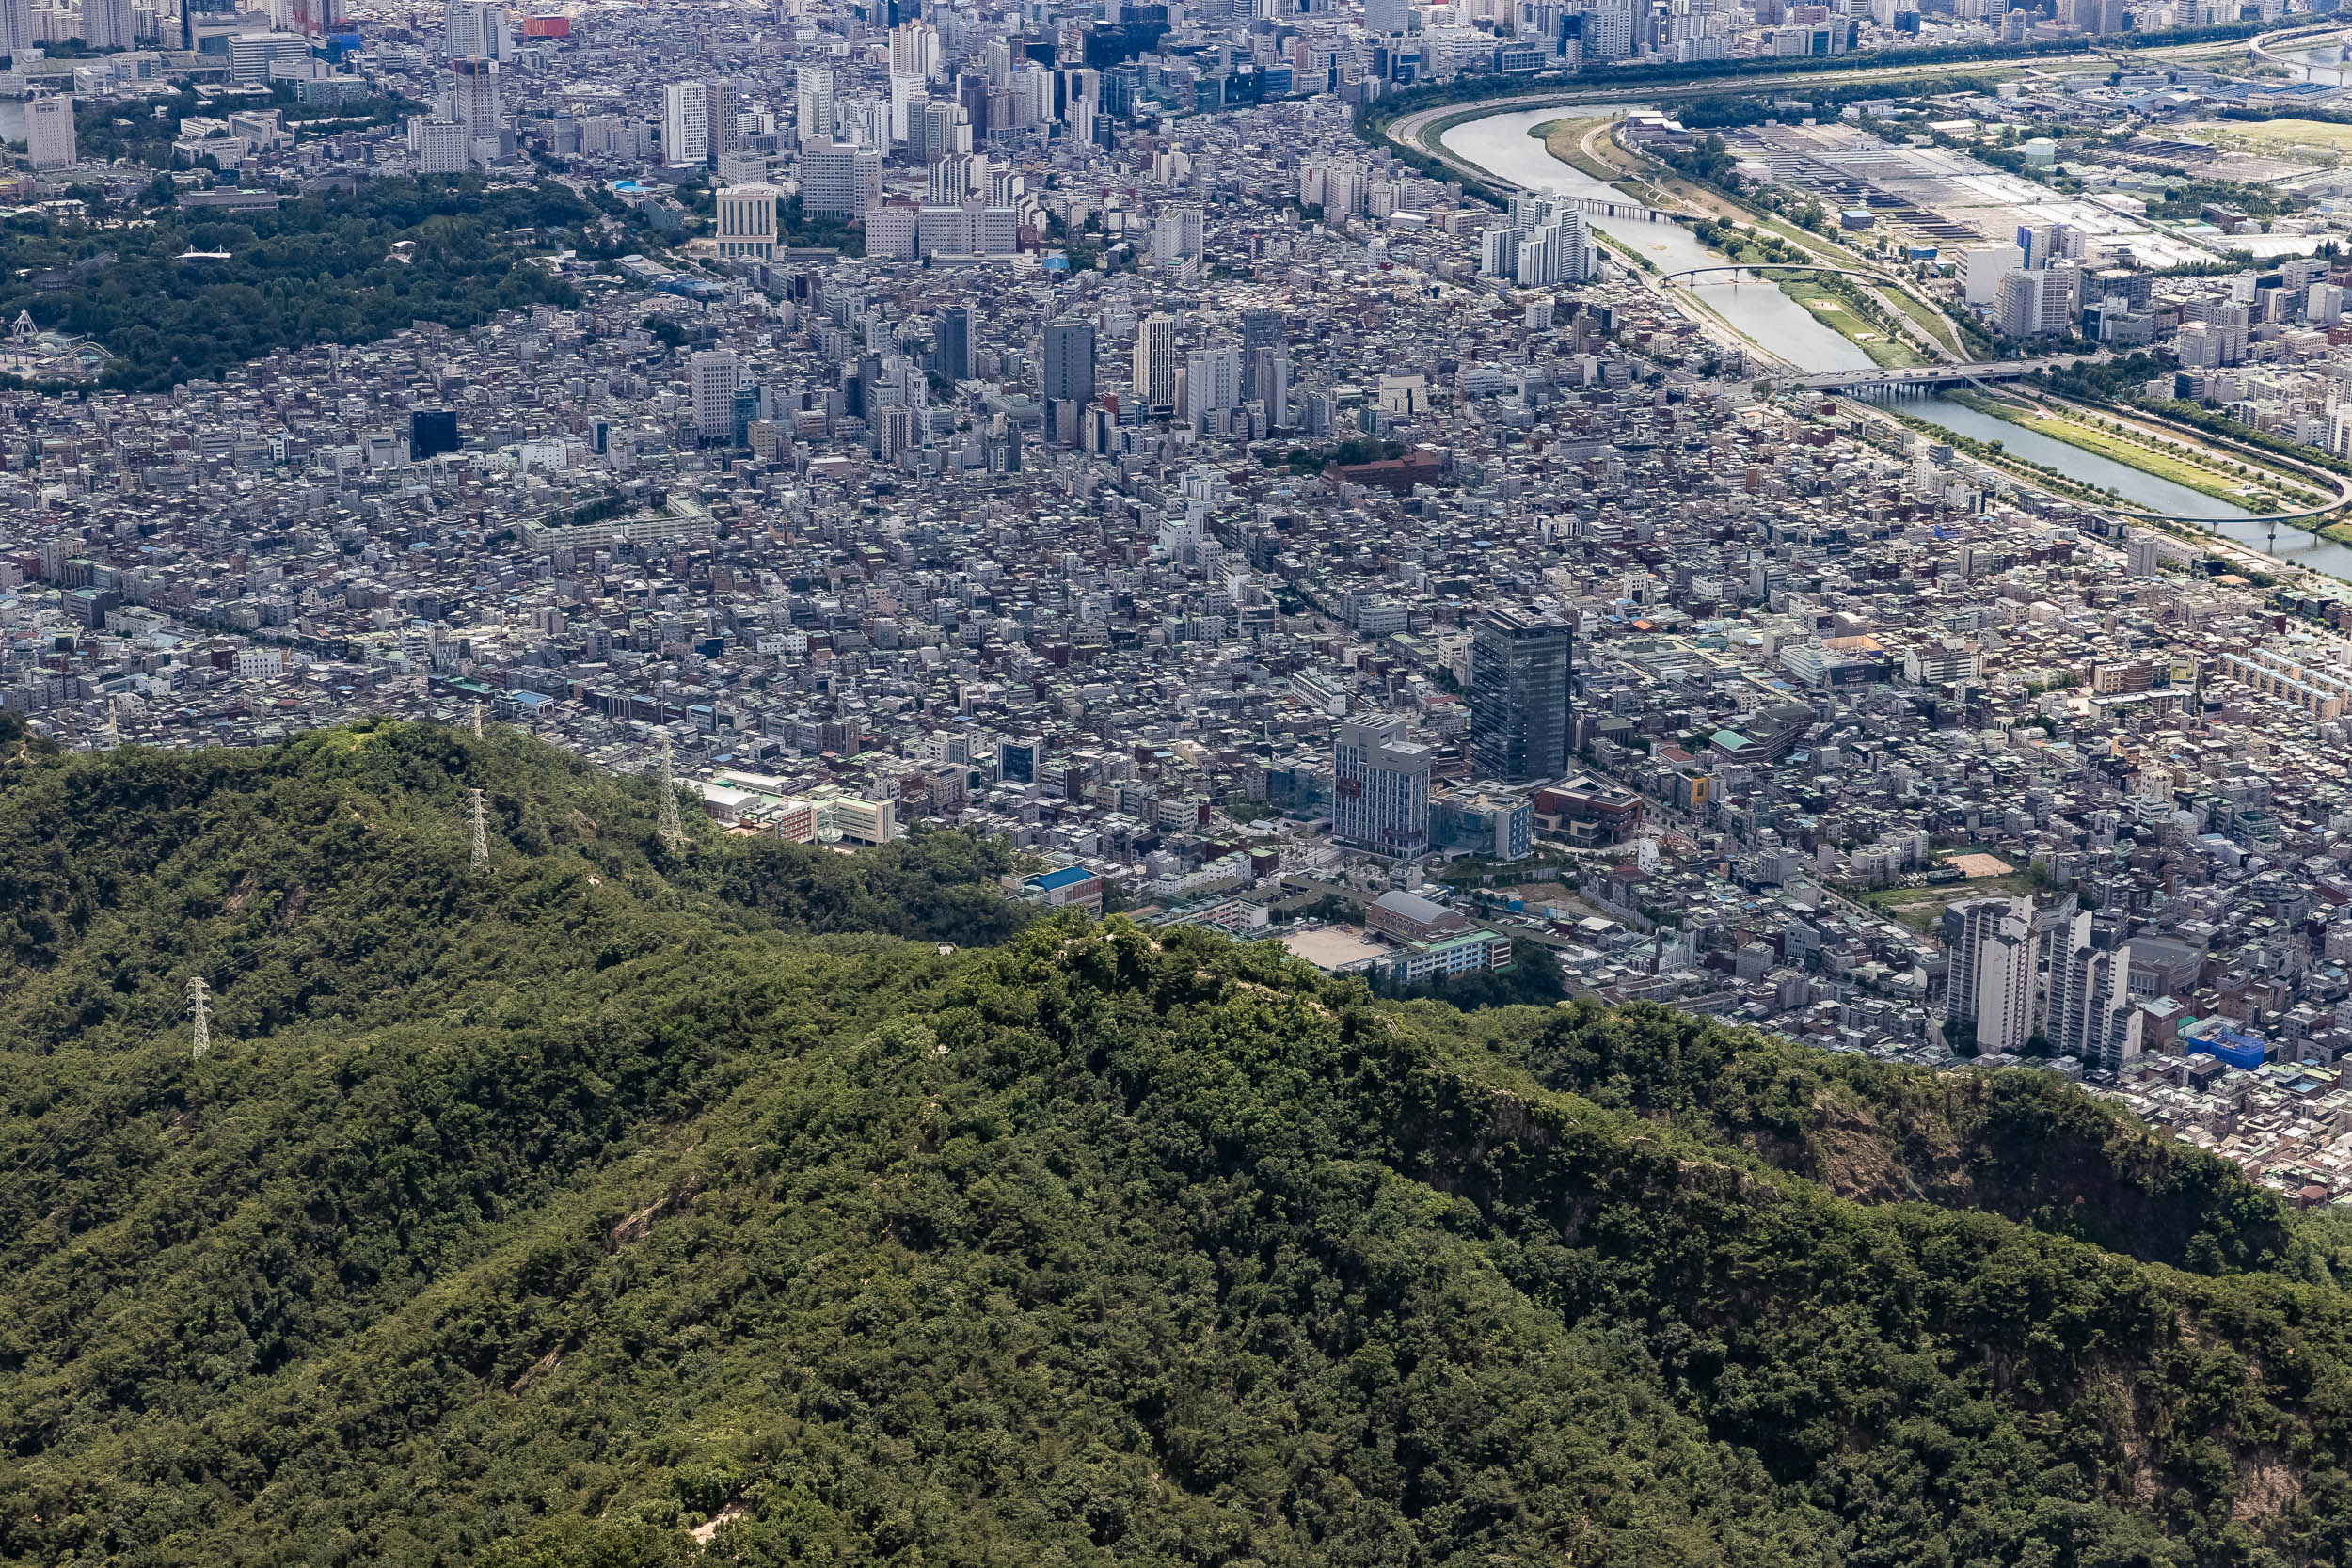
{"left": 1942, "top": 390, "right": 2328, "bottom": 513}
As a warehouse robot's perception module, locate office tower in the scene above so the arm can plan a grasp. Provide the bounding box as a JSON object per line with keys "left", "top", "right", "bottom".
{"left": 1470, "top": 608, "right": 1573, "bottom": 784}
{"left": 703, "top": 78, "right": 732, "bottom": 166}
{"left": 888, "top": 18, "right": 937, "bottom": 77}
{"left": 1042, "top": 320, "right": 1094, "bottom": 404}
{"left": 450, "top": 57, "right": 501, "bottom": 136}
{"left": 25, "top": 93, "right": 74, "bottom": 170}
{"left": 443, "top": 0, "right": 506, "bottom": 59}
{"left": 1238, "top": 309, "right": 1284, "bottom": 396}
{"left": 2043, "top": 912, "right": 2142, "bottom": 1070}
{"left": 798, "top": 136, "right": 882, "bottom": 219}
{"left": 407, "top": 113, "right": 468, "bottom": 172}
{"left": 1151, "top": 204, "right": 1203, "bottom": 267}
{"left": 714, "top": 183, "right": 780, "bottom": 259}
{"left": 691, "top": 350, "right": 740, "bottom": 445}
{"left": 1184, "top": 345, "right": 1240, "bottom": 421}
{"left": 1134, "top": 312, "right": 1175, "bottom": 414}
{"left": 1364, "top": 0, "right": 1410, "bottom": 32}
{"left": 663, "top": 81, "right": 709, "bottom": 168}
{"left": 934, "top": 305, "right": 970, "bottom": 382}
{"left": 410, "top": 407, "right": 460, "bottom": 459}
{"left": 795, "top": 64, "right": 834, "bottom": 147}
{"left": 1248, "top": 345, "right": 1291, "bottom": 428}
{"left": 1333, "top": 716, "right": 1432, "bottom": 858}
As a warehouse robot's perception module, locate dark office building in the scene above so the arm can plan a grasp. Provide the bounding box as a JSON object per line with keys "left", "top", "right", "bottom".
{"left": 1042, "top": 320, "right": 1094, "bottom": 403}
{"left": 934, "top": 305, "right": 971, "bottom": 383}
{"left": 1239, "top": 309, "right": 1284, "bottom": 401}
{"left": 1470, "top": 607, "right": 1574, "bottom": 784}
{"left": 411, "top": 407, "right": 460, "bottom": 460}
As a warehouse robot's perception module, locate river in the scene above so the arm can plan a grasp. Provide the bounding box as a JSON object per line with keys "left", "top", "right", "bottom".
{"left": 1440, "top": 104, "right": 2352, "bottom": 577}
{"left": 1908, "top": 394, "right": 2352, "bottom": 575}
{"left": 1439, "top": 106, "right": 1877, "bottom": 374}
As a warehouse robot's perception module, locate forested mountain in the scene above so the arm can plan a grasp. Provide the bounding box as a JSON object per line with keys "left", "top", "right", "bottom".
{"left": 2, "top": 719, "right": 2349, "bottom": 1567}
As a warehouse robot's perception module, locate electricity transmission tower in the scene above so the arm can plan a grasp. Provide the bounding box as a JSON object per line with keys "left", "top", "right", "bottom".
{"left": 469, "top": 787, "right": 488, "bottom": 869}
{"left": 657, "top": 733, "right": 684, "bottom": 848}
{"left": 185, "top": 975, "right": 211, "bottom": 1060}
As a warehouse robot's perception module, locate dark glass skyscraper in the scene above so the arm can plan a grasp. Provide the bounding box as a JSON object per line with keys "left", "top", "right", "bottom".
{"left": 934, "top": 305, "right": 970, "bottom": 382}
{"left": 1470, "top": 607, "right": 1573, "bottom": 784}
{"left": 1042, "top": 319, "right": 1094, "bottom": 404}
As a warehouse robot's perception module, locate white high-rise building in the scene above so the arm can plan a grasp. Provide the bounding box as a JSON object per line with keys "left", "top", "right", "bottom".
{"left": 887, "top": 19, "right": 937, "bottom": 77}
{"left": 690, "top": 350, "right": 740, "bottom": 445}
{"left": 1364, "top": 0, "right": 1411, "bottom": 32}
{"left": 1974, "top": 911, "right": 2036, "bottom": 1056}
{"left": 442, "top": 0, "right": 507, "bottom": 60}
{"left": 407, "top": 113, "right": 468, "bottom": 173}
{"left": 794, "top": 64, "right": 834, "bottom": 147}
{"left": 0, "top": 0, "right": 32, "bottom": 64}
{"left": 81, "top": 0, "right": 132, "bottom": 51}
{"left": 25, "top": 93, "right": 74, "bottom": 169}
{"left": 2042, "top": 912, "right": 2143, "bottom": 1071}
{"left": 662, "top": 81, "right": 709, "bottom": 168}
{"left": 450, "top": 57, "right": 501, "bottom": 136}
{"left": 1184, "top": 345, "right": 1240, "bottom": 421}
{"left": 1134, "top": 312, "right": 1176, "bottom": 414}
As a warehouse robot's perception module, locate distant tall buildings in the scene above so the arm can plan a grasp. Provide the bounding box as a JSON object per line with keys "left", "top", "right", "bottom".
{"left": 1470, "top": 608, "right": 1573, "bottom": 784}
{"left": 662, "top": 81, "right": 710, "bottom": 169}
{"left": 1480, "top": 196, "right": 1596, "bottom": 286}
{"left": 1946, "top": 901, "right": 2144, "bottom": 1068}
{"left": 690, "top": 351, "right": 740, "bottom": 446}
{"left": 1334, "top": 716, "right": 1432, "bottom": 859}
{"left": 794, "top": 64, "right": 834, "bottom": 148}
{"left": 0, "top": 0, "right": 33, "bottom": 66}
{"left": 933, "top": 305, "right": 970, "bottom": 383}
{"left": 1133, "top": 312, "right": 1175, "bottom": 415}
{"left": 798, "top": 136, "right": 882, "bottom": 219}
{"left": 1042, "top": 320, "right": 1093, "bottom": 443}
{"left": 443, "top": 0, "right": 507, "bottom": 60}
{"left": 82, "top": 0, "right": 133, "bottom": 51}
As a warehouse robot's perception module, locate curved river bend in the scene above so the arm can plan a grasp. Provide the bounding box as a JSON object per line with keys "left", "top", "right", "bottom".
{"left": 1436, "top": 106, "right": 2352, "bottom": 575}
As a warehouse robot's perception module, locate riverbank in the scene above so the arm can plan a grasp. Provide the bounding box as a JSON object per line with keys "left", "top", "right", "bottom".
{"left": 1946, "top": 390, "right": 2330, "bottom": 514}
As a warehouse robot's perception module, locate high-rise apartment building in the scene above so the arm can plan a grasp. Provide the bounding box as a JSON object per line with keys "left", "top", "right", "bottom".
{"left": 1333, "top": 716, "right": 1432, "bottom": 859}
{"left": 81, "top": 0, "right": 133, "bottom": 51}
{"left": 443, "top": 0, "right": 506, "bottom": 58}
{"left": 1133, "top": 312, "right": 1176, "bottom": 414}
{"left": 690, "top": 351, "right": 740, "bottom": 445}
{"left": 407, "top": 113, "right": 469, "bottom": 173}
{"left": 1470, "top": 608, "right": 1573, "bottom": 784}
{"left": 2042, "top": 912, "right": 2143, "bottom": 1070}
